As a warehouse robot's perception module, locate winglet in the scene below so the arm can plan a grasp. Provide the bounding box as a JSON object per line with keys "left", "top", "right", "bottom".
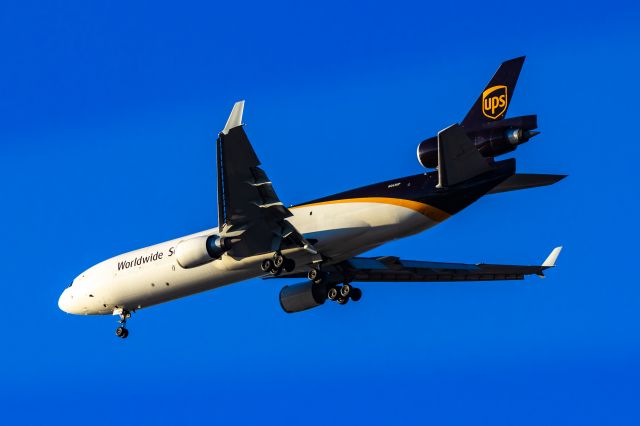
{"left": 542, "top": 246, "right": 563, "bottom": 268}
{"left": 222, "top": 100, "right": 245, "bottom": 135}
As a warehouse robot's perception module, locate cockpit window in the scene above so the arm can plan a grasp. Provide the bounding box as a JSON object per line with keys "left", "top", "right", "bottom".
{"left": 68, "top": 282, "right": 74, "bottom": 288}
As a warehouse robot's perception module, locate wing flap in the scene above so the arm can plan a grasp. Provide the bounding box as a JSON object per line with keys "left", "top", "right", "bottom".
{"left": 343, "top": 247, "right": 561, "bottom": 282}
{"left": 215, "top": 101, "right": 318, "bottom": 258}
{"left": 216, "top": 102, "right": 294, "bottom": 257}
{"left": 345, "top": 256, "right": 543, "bottom": 282}
{"left": 271, "top": 248, "right": 562, "bottom": 282}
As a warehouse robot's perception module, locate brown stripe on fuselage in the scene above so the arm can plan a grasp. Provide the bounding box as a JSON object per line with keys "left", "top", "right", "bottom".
{"left": 291, "top": 197, "right": 451, "bottom": 222}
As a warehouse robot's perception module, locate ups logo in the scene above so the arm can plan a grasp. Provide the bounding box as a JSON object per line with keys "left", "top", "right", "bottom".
{"left": 482, "top": 85, "right": 508, "bottom": 119}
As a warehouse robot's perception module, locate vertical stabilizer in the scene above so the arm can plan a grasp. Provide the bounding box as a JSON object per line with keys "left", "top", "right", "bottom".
{"left": 462, "top": 57, "right": 525, "bottom": 129}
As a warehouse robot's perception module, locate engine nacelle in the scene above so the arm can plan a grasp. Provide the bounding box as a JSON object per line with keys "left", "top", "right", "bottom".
{"left": 416, "top": 136, "right": 438, "bottom": 169}
{"left": 417, "top": 115, "right": 539, "bottom": 169}
{"left": 279, "top": 282, "right": 327, "bottom": 313}
{"left": 175, "top": 235, "right": 230, "bottom": 269}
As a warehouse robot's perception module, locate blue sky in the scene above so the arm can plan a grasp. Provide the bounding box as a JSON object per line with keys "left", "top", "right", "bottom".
{"left": 1, "top": 1, "right": 639, "bottom": 424}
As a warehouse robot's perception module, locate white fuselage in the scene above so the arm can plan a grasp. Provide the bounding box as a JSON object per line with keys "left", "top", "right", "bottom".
{"left": 58, "top": 199, "right": 443, "bottom": 315}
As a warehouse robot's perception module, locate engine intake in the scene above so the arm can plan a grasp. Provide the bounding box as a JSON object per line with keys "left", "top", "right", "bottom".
{"left": 175, "top": 235, "right": 231, "bottom": 269}
{"left": 279, "top": 282, "right": 327, "bottom": 313}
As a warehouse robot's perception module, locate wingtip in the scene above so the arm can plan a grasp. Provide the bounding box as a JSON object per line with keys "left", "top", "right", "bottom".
{"left": 222, "top": 100, "right": 245, "bottom": 135}
{"left": 542, "top": 246, "right": 563, "bottom": 268}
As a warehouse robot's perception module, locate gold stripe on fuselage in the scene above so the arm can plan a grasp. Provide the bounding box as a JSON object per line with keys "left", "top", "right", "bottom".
{"left": 292, "top": 197, "right": 451, "bottom": 222}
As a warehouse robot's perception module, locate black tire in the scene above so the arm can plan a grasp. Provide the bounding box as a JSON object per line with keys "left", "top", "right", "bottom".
{"left": 340, "top": 284, "right": 352, "bottom": 298}
{"left": 273, "top": 253, "right": 285, "bottom": 268}
{"left": 337, "top": 297, "right": 349, "bottom": 305}
{"left": 307, "top": 269, "right": 318, "bottom": 281}
{"left": 327, "top": 287, "right": 338, "bottom": 301}
{"left": 283, "top": 258, "right": 296, "bottom": 273}
{"left": 116, "top": 326, "right": 125, "bottom": 337}
{"left": 350, "top": 288, "right": 362, "bottom": 302}
{"left": 261, "top": 259, "right": 273, "bottom": 272}
{"left": 270, "top": 266, "right": 282, "bottom": 276}
{"left": 121, "top": 329, "right": 129, "bottom": 339}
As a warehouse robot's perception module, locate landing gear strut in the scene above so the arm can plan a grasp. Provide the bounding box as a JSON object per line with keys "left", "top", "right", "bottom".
{"left": 115, "top": 310, "right": 130, "bottom": 339}
{"left": 261, "top": 252, "right": 296, "bottom": 276}
{"left": 307, "top": 268, "right": 362, "bottom": 305}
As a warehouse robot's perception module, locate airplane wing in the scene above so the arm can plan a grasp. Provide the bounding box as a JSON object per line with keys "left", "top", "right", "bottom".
{"left": 217, "top": 101, "right": 310, "bottom": 257}
{"left": 273, "top": 247, "right": 562, "bottom": 282}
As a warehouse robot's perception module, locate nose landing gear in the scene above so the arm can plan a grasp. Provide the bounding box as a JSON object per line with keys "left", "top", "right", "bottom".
{"left": 114, "top": 309, "right": 131, "bottom": 339}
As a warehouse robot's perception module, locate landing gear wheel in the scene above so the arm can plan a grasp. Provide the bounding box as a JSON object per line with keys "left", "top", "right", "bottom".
{"left": 273, "top": 253, "right": 285, "bottom": 268}
{"left": 309, "top": 269, "right": 325, "bottom": 285}
{"left": 350, "top": 287, "right": 362, "bottom": 302}
{"left": 337, "top": 297, "right": 349, "bottom": 305}
{"left": 327, "top": 287, "right": 339, "bottom": 301}
{"left": 261, "top": 259, "right": 273, "bottom": 272}
{"left": 340, "top": 284, "right": 352, "bottom": 298}
{"left": 283, "top": 258, "right": 296, "bottom": 273}
{"left": 307, "top": 269, "right": 319, "bottom": 281}
{"left": 115, "top": 309, "right": 131, "bottom": 339}
{"left": 270, "top": 266, "right": 282, "bottom": 276}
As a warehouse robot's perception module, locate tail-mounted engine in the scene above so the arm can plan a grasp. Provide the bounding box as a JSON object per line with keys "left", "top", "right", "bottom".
{"left": 417, "top": 115, "right": 539, "bottom": 169}
{"left": 175, "top": 235, "right": 232, "bottom": 269}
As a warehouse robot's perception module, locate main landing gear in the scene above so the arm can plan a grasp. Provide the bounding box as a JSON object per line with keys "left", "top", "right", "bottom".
{"left": 115, "top": 310, "right": 131, "bottom": 339}
{"left": 261, "top": 252, "right": 295, "bottom": 276}
{"left": 308, "top": 268, "right": 363, "bottom": 306}
{"left": 326, "top": 282, "right": 362, "bottom": 305}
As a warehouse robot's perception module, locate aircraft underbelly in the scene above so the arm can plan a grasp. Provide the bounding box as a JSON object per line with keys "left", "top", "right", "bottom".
{"left": 80, "top": 202, "right": 439, "bottom": 314}
{"left": 290, "top": 202, "right": 436, "bottom": 257}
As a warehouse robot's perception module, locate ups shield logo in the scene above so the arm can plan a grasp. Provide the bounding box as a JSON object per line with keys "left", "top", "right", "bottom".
{"left": 482, "top": 85, "right": 508, "bottom": 119}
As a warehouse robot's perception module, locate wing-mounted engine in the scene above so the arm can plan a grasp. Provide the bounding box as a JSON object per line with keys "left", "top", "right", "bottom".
{"left": 279, "top": 281, "right": 327, "bottom": 313}
{"left": 277, "top": 270, "right": 363, "bottom": 313}
{"left": 174, "top": 235, "right": 232, "bottom": 269}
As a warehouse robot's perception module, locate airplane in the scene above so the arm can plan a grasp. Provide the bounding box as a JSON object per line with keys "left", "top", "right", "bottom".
{"left": 58, "top": 56, "right": 565, "bottom": 339}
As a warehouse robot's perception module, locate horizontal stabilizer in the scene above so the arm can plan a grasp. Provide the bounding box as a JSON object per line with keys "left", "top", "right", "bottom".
{"left": 487, "top": 173, "right": 567, "bottom": 194}
{"left": 436, "top": 124, "right": 494, "bottom": 188}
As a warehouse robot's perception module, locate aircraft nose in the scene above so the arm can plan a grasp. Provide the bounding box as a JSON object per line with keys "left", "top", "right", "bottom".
{"left": 58, "top": 288, "right": 75, "bottom": 314}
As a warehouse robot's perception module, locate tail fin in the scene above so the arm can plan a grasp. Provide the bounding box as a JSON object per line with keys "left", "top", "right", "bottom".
{"left": 462, "top": 56, "right": 525, "bottom": 129}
